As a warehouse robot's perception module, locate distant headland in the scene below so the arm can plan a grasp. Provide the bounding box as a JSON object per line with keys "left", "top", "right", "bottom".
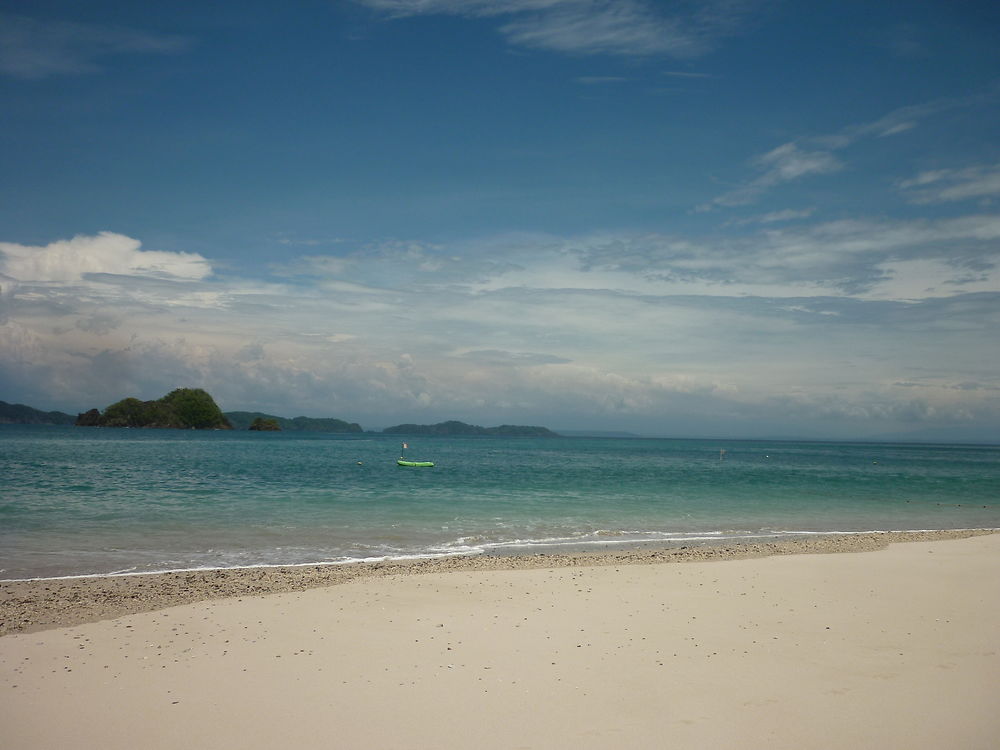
{"left": 226, "top": 412, "right": 362, "bottom": 433}
{"left": 383, "top": 420, "right": 559, "bottom": 437}
{"left": 0, "top": 401, "right": 76, "bottom": 426}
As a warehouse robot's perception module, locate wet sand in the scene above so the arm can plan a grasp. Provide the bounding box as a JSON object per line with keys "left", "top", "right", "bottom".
{"left": 1, "top": 529, "right": 992, "bottom": 636}
{"left": 1, "top": 530, "right": 998, "bottom": 749}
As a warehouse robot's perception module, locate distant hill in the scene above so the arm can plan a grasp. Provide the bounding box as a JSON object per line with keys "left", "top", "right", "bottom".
{"left": 77, "top": 389, "right": 232, "bottom": 430}
{"left": 225, "top": 411, "right": 362, "bottom": 433}
{"left": 0, "top": 400, "right": 76, "bottom": 425}
{"left": 382, "top": 420, "right": 559, "bottom": 437}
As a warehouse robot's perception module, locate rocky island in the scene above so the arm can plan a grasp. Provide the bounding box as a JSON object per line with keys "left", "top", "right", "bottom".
{"left": 76, "top": 388, "right": 232, "bottom": 430}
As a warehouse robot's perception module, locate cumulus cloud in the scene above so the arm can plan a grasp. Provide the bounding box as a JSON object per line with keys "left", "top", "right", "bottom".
{"left": 0, "top": 13, "right": 189, "bottom": 79}
{"left": 356, "top": 0, "right": 756, "bottom": 58}
{"left": 0, "top": 232, "right": 212, "bottom": 283}
{"left": 3, "top": 225, "right": 998, "bottom": 438}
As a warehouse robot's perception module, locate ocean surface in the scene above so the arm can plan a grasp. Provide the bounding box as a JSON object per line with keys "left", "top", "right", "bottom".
{"left": 2, "top": 425, "right": 998, "bottom": 580}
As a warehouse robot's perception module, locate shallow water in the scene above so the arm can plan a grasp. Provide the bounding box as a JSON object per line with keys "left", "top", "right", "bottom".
{"left": 2, "top": 425, "right": 998, "bottom": 579}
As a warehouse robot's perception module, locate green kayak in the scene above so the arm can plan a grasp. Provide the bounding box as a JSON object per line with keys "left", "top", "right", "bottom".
{"left": 397, "top": 459, "right": 435, "bottom": 467}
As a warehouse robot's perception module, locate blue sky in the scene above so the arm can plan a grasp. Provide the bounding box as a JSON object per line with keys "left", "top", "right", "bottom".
{"left": 1, "top": 1, "right": 999, "bottom": 440}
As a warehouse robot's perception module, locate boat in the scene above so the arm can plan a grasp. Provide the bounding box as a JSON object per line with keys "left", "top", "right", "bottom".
{"left": 396, "top": 443, "right": 434, "bottom": 466}
{"left": 397, "top": 441, "right": 434, "bottom": 467}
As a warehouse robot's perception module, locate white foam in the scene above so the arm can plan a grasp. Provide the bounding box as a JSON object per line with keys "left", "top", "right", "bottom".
{"left": 3, "top": 527, "right": 995, "bottom": 583}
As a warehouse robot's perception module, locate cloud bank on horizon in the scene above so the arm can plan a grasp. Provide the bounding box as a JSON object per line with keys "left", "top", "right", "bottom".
{"left": 1, "top": 0, "right": 999, "bottom": 440}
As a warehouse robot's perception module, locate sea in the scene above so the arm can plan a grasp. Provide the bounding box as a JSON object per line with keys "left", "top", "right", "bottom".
{"left": 2, "top": 425, "right": 998, "bottom": 581}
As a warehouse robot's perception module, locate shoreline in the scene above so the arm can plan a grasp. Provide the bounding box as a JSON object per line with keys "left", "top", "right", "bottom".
{"left": 2, "top": 527, "right": 993, "bottom": 637}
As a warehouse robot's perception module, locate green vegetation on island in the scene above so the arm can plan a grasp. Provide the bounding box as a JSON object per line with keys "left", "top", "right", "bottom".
{"left": 0, "top": 400, "right": 77, "bottom": 425}
{"left": 224, "top": 411, "right": 362, "bottom": 433}
{"left": 76, "top": 389, "right": 232, "bottom": 430}
{"left": 382, "top": 420, "right": 559, "bottom": 437}
{"left": 248, "top": 417, "right": 281, "bottom": 431}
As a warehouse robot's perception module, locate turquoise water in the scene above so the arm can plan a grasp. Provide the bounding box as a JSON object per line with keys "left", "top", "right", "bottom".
{"left": 2, "top": 425, "right": 998, "bottom": 579}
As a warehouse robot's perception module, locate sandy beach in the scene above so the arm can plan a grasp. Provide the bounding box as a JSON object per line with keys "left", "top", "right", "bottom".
{"left": 2, "top": 531, "right": 998, "bottom": 749}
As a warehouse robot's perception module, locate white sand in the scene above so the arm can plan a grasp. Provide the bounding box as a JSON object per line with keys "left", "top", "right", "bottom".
{"left": 2, "top": 534, "right": 998, "bottom": 749}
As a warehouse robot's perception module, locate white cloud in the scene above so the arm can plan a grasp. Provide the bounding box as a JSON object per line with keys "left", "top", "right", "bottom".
{"left": 870, "top": 258, "right": 996, "bottom": 300}
{"left": 732, "top": 208, "right": 816, "bottom": 225}
{"left": 499, "top": 1, "right": 703, "bottom": 57}
{"left": 3, "top": 225, "right": 998, "bottom": 438}
{"left": 0, "top": 232, "right": 212, "bottom": 283}
{"left": 12, "top": 216, "right": 992, "bottom": 320}
{"left": 356, "top": 0, "right": 756, "bottom": 57}
{"left": 275, "top": 215, "right": 1000, "bottom": 303}
{"left": 357, "top": 0, "right": 569, "bottom": 15}
{"left": 699, "top": 93, "right": 995, "bottom": 212}
{"left": 0, "top": 13, "right": 189, "bottom": 79}
{"left": 754, "top": 143, "right": 841, "bottom": 183}
{"left": 842, "top": 96, "right": 966, "bottom": 142}
{"left": 698, "top": 142, "right": 842, "bottom": 210}
{"left": 458, "top": 349, "right": 572, "bottom": 365}
{"left": 745, "top": 215, "right": 1000, "bottom": 298}
{"left": 899, "top": 163, "right": 1000, "bottom": 204}
{"left": 0, "top": 272, "right": 18, "bottom": 300}
{"left": 553, "top": 214, "right": 1000, "bottom": 300}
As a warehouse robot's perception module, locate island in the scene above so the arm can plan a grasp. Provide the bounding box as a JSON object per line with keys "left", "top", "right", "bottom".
{"left": 8, "top": 395, "right": 557, "bottom": 437}
{"left": 75, "top": 388, "right": 232, "bottom": 430}
{"left": 224, "top": 412, "right": 362, "bottom": 433}
{"left": 382, "top": 420, "right": 559, "bottom": 437}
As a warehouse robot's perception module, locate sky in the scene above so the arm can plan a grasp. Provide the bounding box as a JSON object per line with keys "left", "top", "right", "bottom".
{"left": 1, "top": 1, "right": 999, "bottom": 440}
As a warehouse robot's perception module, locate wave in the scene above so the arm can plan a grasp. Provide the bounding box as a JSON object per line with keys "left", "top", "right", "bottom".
{"left": 5, "top": 527, "right": 996, "bottom": 582}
